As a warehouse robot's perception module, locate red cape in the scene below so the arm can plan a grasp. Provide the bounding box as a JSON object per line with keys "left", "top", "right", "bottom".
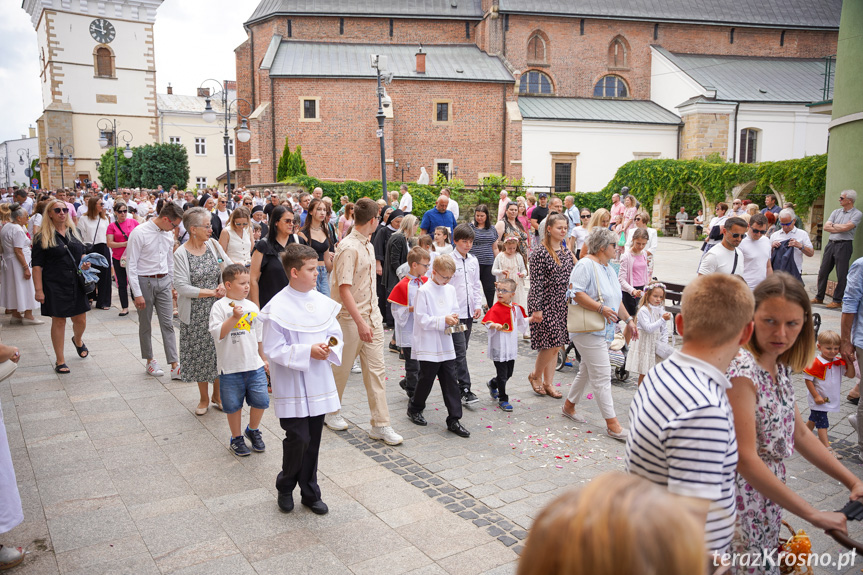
{"left": 482, "top": 302, "right": 526, "bottom": 333}
{"left": 804, "top": 356, "right": 845, "bottom": 381}
{"left": 387, "top": 275, "right": 428, "bottom": 307}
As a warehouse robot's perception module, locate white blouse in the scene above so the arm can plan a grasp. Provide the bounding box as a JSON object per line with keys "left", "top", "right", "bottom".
{"left": 76, "top": 215, "right": 109, "bottom": 245}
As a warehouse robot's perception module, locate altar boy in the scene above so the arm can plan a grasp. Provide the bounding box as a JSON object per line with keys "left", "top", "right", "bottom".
{"left": 388, "top": 247, "right": 430, "bottom": 399}
{"left": 261, "top": 244, "right": 343, "bottom": 515}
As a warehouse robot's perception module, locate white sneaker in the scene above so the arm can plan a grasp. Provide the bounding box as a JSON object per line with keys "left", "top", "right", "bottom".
{"left": 324, "top": 412, "right": 349, "bottom": 431}
{"left": 369, "top": 425, "right": 403, "bottom": 446}
{"left": 146, "top": 360, "right": 164, "bottom": 377}
{"left": 22, "top": 317, "right": 44, "bottom": 325}
{"left": 171, "top": 364, "right": 182, "bottom": 380}
{"left": 851, "top": 413, "right": 859, "bottom": 434}
{"left": 351, "top": 360, "right": 362, "bottom": 374}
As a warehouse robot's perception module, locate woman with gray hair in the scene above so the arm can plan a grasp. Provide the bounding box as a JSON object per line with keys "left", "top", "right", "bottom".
{"left": 562, "top": 227, "right": 638, "bottom": 441}
{"left": 173, "top": 207, "right": 232, "bottom": 415}
{"left": 0, "top": 204, "right": 42, "bottom": 324}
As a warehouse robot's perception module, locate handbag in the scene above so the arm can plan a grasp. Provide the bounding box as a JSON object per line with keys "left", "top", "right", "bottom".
{"left": 205, "top": 238, "right": 228, "bottom": 272}
{"left": 84, "top": 218, "right": 101, "bottom": 253}
{"left": 567, "top": 261, "right": 608, "bottom": 333}
{"left": 62, "top": 236, "right": 97, "bottom": 294}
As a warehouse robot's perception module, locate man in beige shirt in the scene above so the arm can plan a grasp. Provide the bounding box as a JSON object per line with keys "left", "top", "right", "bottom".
{"left": 328, "top": 197, "right": 403, "bottom": 445}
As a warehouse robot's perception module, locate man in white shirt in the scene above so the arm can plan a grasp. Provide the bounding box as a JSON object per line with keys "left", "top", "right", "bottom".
{"left": 563, "top": 195, "right": 579, "bottom": 237}
{"left": 675, "top": 206, "right": 688, "bottom": 236}
{"left": 441, "top": 187, "right": 459, "bottom": 221}
{"left": 12, "top": 189, "right": 33, "bottom": 215}
{"left": 120, "top": 189, "right": 138, "bottom": 215}
{"left": 398, "top": 183, "right": 413, "bottom": 214}
{"left": 737, "top": 213, "right": 772, "bottom": 289}
{"left": 729, "top": 198, "right": 745, "bottom": 217}
{"left": 698, "top": 216, "right": 747, "bottom": 277}
{"left": 126, "top": 202, "right": 185, "bottom": 379}
{"left": 814, "top": 190, "right": 862, "bottom": 309}
{"left": 770, "top": 208, "right": 814, "bottom": 277}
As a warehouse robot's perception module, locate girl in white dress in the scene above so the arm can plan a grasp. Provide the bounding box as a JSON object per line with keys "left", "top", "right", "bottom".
{"left": 625, "top": 283, "right": 672, "bottom": 385}
{"left": 491, "top": 234, "right": 527, "bottom": 307}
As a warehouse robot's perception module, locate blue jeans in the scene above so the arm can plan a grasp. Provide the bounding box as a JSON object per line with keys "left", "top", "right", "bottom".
{"left": 316, "top": 266, "right": 330, "bottom": 296}
{"left": 219, "top": 366, "right": 269, "bottom": 414}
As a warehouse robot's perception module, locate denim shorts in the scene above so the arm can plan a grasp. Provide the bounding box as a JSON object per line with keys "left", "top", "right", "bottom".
{"left": 219, "top": 366, "right": 269, "bottom": 414}
{"left": 808, "top": 409, "right": 830, "bottom": 429}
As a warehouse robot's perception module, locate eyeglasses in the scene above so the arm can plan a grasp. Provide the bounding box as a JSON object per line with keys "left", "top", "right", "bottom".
{"left": 495, "top": 288, "right": 514, "bottom": 294}
{"left": 53, "top": 207, "right": 69, "bottom": 214}
{"left": 234, "top": 222, "right": 249, "bottom": 227}
{"left": 436, "top": 274, "right": 453, "bottom": 281}
{"left": 280, "top": 218, "right": 294, "bottom": 224}
{"left": 750, "top": 228, "right": 767, "bottom": 235}
{"left": 780, "top": 221, "right": 794, "bottom": 227}
{"left": 115, "top": 209, "right": 128, "bottom": 214}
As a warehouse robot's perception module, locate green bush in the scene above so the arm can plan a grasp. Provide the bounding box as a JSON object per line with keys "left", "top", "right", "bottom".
{"left": 286, "top": 175, "right": 441, "bottom": 216}
{"left": 96, "top": 147, "right": 134, "bottom": 191}
{"left": 276, "top": 137, "right": 307, "bottom": 181}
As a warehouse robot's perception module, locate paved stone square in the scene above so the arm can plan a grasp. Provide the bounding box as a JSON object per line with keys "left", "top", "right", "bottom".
{"left": 1, "top": 237, "right": 861, "bottom": 574}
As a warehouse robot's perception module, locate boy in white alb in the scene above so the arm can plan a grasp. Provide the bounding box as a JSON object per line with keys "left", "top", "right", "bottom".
{"left": 208, "top": 264, "right": 268, "bottom": 458}
{"left": 481, "top": 278, "right": 528, "bottom": 412}
{"left": 406, "top": 254, "right": 470, "bottom": 438}
{"left": 261, "top": 244, "right": 343, "bottom": 515}
{"left": 388, "top": 247, "right": 430, "bottom": 399}
{"left": 805, "top": 330, "right": 855, "bottom": 456}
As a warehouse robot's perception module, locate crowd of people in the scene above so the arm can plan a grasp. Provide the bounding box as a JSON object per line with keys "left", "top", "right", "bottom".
{"left": 0, "top": 180, "right": 862, "bottom": 573}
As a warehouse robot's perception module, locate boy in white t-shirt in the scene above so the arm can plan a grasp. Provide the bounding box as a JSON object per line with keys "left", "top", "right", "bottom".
{"left": 804, "top": 330, "right": 856, "bottom": 457}
{"left": 209, "top": 264, "right": 269, "bottom": 457}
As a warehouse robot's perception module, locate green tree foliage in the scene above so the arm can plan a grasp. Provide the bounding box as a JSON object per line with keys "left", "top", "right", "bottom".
{"left": 277, "top": 138, "right": 308, "bottom": 181}
{"left": 122, "top": 143, "right": 189, "bottom": 190}
{"left": 96, "top": 147, "right": 133, "bottom": 191}
{"left": 276, "top": 137, "right": 290, "bottom": 182}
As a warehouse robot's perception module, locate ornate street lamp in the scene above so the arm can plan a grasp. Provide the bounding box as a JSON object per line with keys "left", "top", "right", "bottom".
{"left": 370, "top": 54, "right": 394, "bottom": 200}
{"left": 96, "top": 118, "right": 133, "bottom": 192}
{"left": 45, "top": 137, "right": 74, "bottom": 189}
{"left": 200, "top": 79, "right": 252, "bottom": 195}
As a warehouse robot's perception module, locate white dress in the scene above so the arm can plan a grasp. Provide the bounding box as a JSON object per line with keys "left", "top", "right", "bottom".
{"left": 625, "top": 304, "right": 669, "bottom": 375}
{"left": 491, "top": 252, "right": 528, "bottom": 307}
{"left": 0, "top": 224, "right": 37, "bottom": 311}
{"left": 0, "top": 395, "right": 24, "bottom": 533}
{"left": 412, "top": 280, "right": 459, "bottom": 362}
{"left": 261, "top": 285, "right": 343, "bottom": 418}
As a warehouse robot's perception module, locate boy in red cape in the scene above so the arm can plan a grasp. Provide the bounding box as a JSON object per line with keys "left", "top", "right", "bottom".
{"left": 388, "top": 247, "right": 430, "bottom": 399}
{"left": 482, "top": 278, "right": 529, "bottom": 411}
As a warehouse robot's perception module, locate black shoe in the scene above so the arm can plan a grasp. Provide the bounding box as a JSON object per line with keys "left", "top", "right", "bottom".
{"left": 230, "top": 436, "right": 251, "bottom": 456}
{"left": 399, "top": 378, "right": 407, "bottom": 391}
{"left": 398, "top": 350, "right": 405, "bottom": 360}
{"left": 244, "top": 426, "right": 266, "bottom": 452}
{"left": 407, "top": 410, "right": 427, "bottom": 426}
{"left": 302, "top": 498, "right": 329, "bottom": 515}
{"left": 461, "top": 391, "right": 479, "bottom": 406}
{"left": 486, "top": 380, "right": 499, "bottom": 400}
{"left": 447, "top": 420, "right": 471, "bottom": 438}
{"left": 277, "top": 492, "right": 294, "bottom": 513}
{"left": 389, "top": 341, "right": 400, "bottom": 353}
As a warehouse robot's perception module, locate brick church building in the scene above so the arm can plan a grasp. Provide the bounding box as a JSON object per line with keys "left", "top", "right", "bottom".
{"left": 234, "top": 0, "right": 840, "bottom": 191}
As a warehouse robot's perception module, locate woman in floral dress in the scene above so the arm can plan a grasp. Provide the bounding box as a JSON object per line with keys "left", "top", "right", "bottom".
{"left": 726, "top": 273, "right": 862, "bottom": 574}
{"left": 527, "top": 214, "right": 574, "bottom": 398}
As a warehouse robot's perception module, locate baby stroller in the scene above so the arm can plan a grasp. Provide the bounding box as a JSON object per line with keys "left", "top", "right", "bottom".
{"left": 556, "top": 329, "right": 631, "bottom": 383}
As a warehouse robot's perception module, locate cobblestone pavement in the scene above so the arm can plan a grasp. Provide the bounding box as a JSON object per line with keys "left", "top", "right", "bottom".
{"left": 1, "top": 237, "right": 861, "bottom": 574}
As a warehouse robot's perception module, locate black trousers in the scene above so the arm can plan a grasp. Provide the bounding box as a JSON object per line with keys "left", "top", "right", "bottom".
{"left": 276, "top": 414, "right": 324, "bottom": 503}
{"left": 112, "top": 258, "right": 134, "bottom": 310}
{"left": 402, "top": 346, "right": 419, "bottom": 396}
{"left": 410, "top": 359, "right": 462, "bottom": 426}
{"left": 621, "top": 286, "right": 644, "bottom": 317}
{"left": 377, "top": 273, "right": 393, "bottom": 327}
{"left": 479, "top": 264, "right": 496, "bottom": 309}
{"left": 454, "top": 318, "right": 474, "bottom": 392}
{"left": 816, "top": 240, "right": 853, "bottom": 302}
{"left": 490, "top": 360, "right": 515, "bottom": 402}
{"left": 91, "top": 243, "right": 113, "bottom": 309}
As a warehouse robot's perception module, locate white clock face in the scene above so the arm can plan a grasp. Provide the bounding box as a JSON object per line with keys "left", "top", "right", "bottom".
{"left": 90, "top": 19, "right": 116, "bottom": 44}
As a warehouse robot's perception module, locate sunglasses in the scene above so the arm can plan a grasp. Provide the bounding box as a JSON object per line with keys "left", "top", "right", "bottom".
{"left": 634, "top": 218, "right": 642, "bottom": 222}
{"left": 581, "top": 215, "right": 590, "bottom": 219}
{"left": 729, "top": 232, "right": 745, "bottom": 239}
{"left": 780, "top": 221, "right": 794, "bottom": 227}
{"left": 115, "top": 209, "right": 128, "bottom": 214}
{"left": 53, "top": 207, "right": 69, "bottom": 214}
{"left": 750, "top": 228, "right": 767, "bottom": 235}
{"left": 243, "top": 202, "right": 252, "bottom": 206}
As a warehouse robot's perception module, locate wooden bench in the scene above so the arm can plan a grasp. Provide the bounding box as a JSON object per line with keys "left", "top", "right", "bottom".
{"left": 664, "top": 281, "right": 686, "bottom": 334}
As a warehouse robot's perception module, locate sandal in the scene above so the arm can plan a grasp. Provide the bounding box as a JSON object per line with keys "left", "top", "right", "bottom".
{"left": 543, "top": 382, "right": 562, "bottom": 399}
{"left": 0, "top": 545, "right": 25, "bottom": 570}
{"left": 528, "top": 372, "right": 546, "bottom": 396}
{"left": 54, "top": 363, "right": 70, "bottom": 374}
{"left": 829, "top": 447, "right": 844, "bottom": 460}
{"left": 71, "top": 337, "right": 88, "bottom": 358}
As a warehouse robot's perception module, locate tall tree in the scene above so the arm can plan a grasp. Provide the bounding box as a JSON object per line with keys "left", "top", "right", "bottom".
{"left": 126, "top": 143, "right": 189, "bottom": 190}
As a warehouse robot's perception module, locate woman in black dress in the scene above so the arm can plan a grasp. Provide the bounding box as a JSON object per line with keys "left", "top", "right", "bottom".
{"left": 249, "top": 206, "right": 300, "bottom": 308}
{"left": 32, "top": 199, "right": 91, "bottom": 374}
{"left": 526, "top": 213, "right": 574, "bottom": 398}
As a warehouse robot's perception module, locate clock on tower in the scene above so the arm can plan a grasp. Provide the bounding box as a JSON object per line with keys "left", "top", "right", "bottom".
{"left": 89, "top": 18, "right": 116, "bottom": 43}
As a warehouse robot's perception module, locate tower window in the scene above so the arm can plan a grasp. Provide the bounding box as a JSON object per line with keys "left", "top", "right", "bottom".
{"left": 608, "top": 37, "right": 629, "bottom": 69}
{"left": 519, "top": 70, "right": 553, "bottom": 95}
{"left": 593, "top": 75, "right": 628, "bottom": 99}
{"left": 94, "top": 46, "right": 114, "bottom": 78}
{"left": 739, "top": 129, "right": 758, "bottom": 163}
{"left": 527, "top": 34, "right": 546, "bottom": 63}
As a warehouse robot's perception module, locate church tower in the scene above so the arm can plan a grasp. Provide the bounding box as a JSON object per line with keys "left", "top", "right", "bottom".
{"left": 23, "top": 0, "right": 163, "bottom": 189}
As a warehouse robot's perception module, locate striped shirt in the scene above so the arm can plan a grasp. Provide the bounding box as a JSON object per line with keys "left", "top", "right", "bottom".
{"left": 469, "top": 224, "right": 499, "bottom": 265}
{"left": 625, "top": 351, "right": 738, "bottom": 554}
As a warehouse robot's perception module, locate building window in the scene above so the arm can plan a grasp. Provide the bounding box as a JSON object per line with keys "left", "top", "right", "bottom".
{"left": 94, "top": 46, "right": 114, "bottom": 78}
{"left": 195, "top": 137, "right": 206, "bottom": 155}
{"left": 739, "top": 129, "right": 758, "bottom": 163}
{"left": 100, "top": 130, "right": 115, "bottom": 147}
{"left": 593, "top": 75, "right": 628, "bottom": 98}
{"left": 196, "top": 177, "right": 207, "bottom": 190}
{"left": 435, "top": 159, "right": 453, "bottom": 181}
{"left": 551, "top": 152, "right": 578, "bottom": 194}
{"left": 527, "top": 34, "right": 546, "bottom": 63}
{"left": 608, "top": 37, "right": 629, "bottom": 69}
{"left": 519, "top": 70, "right": 553, "bottom": 95}
{"left": 169, "top": 136, "right": 181, "bottom": 145}
{"left": 224, "top": 138, "right": 234, "bottom": 156}
{"left": 433, "top": 100, "right": 452, "bottom": 124}
{"left": 299, "top": 97, "right": 321, "bottom": 122}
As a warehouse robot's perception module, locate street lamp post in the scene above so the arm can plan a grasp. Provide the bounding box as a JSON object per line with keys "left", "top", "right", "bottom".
{"left": 200, "top": 79, "right": 251, "bottom": 195}
{"left": 370, "top": 55, "right": 394, "bottom": 200}
{"left": 394, "top": 160, "right": 410, "bottom": 182}
{"left": 97, "top": 118, "right": 134, "bottom": 192}
{"left": 17, "top": 148, "right": 39, "bottom": 188}
{"left": 45, "top": 137, "right": 74, "bottom": 190}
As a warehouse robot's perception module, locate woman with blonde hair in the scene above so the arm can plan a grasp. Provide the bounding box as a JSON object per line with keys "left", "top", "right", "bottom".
{"left": 32, "top": 199, "right": 92, "bottom": 373}
{"left": 76, "top": 195, "right": 112, "bottom": 309}
{"left": 580, "top": 208, "right": 611, "bottom": 259}
{"left": 518, "top": 472, "right": 706, "bottom": 575}
{"left": 218, "top": 206, "right": 253, "bottom": 267}
{"left": 726, "top": 272, "right": 863, "bottom": 572}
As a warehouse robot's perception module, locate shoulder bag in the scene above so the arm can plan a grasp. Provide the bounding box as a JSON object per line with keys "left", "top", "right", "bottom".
{"left": 84, "top": 217, "right": 101, "bottom": 253}
{"left": 114, "top": 221, "right": 131, "bottom": 268}
{"left": 567, "top": 260, "right": 608, "bottom": 333}
{"left": 205, "top": 238, "right": 229, "bottom": 272}
{"left": 62, "top": 233, "right": 96, "bottom": 295}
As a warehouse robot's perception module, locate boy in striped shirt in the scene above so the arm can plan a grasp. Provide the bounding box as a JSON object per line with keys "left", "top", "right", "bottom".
{"left": 625, "top": 274, "right": 755, "bottom": 558}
